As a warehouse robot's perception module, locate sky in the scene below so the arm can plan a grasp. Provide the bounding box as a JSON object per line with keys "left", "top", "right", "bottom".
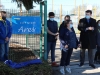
{"left": 1, "top": 0, "right": 100, "bottom": 14}
{"left": 1, "top": 0, "right": 100, "bottom": 23}
{"left": 1, "top": 0, "right": 100, "bottom": 27}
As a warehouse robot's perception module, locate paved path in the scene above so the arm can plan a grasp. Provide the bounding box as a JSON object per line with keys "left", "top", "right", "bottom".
{"left": 48, "top": 34, "right": 100, "bottom": 75}
{"left": 52, "top": 64, "right": 100, "bottom": 75}
{"left": 50, "top": 49, "right": 100, "bottom": 75}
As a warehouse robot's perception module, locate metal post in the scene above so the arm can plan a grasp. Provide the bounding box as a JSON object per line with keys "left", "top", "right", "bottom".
{"left": 26, "top": 34, "right": 28, "bottom": 47}
{"left": 40, "top": 2, "right": 43, "bottom": 59}
{"left": 60, "top": 4, "right": 62, "bottom": 24}
{"left": 95, "top": 8, "right": 96, "bottom": 19}
{"left": 44, "top": 0, "right": 47, "bottom": 60}
{"left": 26, "top": 11, "right": 29, "bottom": 47}
{"left": 94, "top": 7, "right": 96, "bottom": 19}
{"left": 78, "top": 6, "right": 80, "bottom": 21}
{"left": 20, "top": 1, "right": 22, "bottom": 16}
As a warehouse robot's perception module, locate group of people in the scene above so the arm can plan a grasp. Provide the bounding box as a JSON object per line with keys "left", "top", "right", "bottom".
{"left": 47, "top": 10, "right": 100, "bottom": 74}
{"left": 0, "top": 9, "right": 100, "bottom": 74}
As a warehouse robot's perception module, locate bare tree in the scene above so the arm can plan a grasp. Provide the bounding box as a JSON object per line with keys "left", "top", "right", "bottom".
{"left": 71, "top": 4, "right": 100, "bottom": 17}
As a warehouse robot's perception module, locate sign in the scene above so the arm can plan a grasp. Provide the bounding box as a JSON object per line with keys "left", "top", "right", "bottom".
{"left": 12, "top": 16, "right": 41, "bottom": 34}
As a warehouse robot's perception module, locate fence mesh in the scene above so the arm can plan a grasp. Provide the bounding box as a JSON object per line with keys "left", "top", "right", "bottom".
{"left": 2, "top": 9, "right": 43, "bottom": 62}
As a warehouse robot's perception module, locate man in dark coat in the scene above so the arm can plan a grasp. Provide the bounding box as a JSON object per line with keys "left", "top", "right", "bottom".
{"left": 78, "top": 10, "right": 96, "bottom": 68}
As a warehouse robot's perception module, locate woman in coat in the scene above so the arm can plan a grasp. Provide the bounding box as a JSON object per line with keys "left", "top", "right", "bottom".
{"left": 59, "top": 20, "right": 80, "bottom": 74}
{"left": 59, "top": 15, "right": 70, "bottom": 33}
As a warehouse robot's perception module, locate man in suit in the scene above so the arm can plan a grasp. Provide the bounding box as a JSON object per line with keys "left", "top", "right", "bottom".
{"left": 78, "top": 10, "right": 96, "bottom": 68}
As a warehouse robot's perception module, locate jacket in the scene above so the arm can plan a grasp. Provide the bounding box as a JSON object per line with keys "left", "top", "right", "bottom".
{"left": 0, "top": 19, "right": 12, "bottom": 44}
{"left": 47, "top": 20, "right": 58, "bottom": 42}
{"left": 59, "top": 27, "right": 79, "bottom": 51}
{"left": 78, "top": 18, "right": 96, "bottom": 49}
{"left": 96, "top": 26, "right": 100, "bottom": 46}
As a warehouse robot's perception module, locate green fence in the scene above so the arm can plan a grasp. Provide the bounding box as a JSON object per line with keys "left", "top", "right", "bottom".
{"left": 3, "top": 1, "right": 47, "bottom": 62}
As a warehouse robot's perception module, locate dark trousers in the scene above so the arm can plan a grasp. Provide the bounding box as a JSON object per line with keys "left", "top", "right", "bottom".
{"left": 94, "top": 46, "right": 100, "bottom": 61}
{"left": 60, "top": 48, "right": 73, "bottom": 66}
{"left": 0, "top": 43, "right": 9, "bottom": 61}
{"left": 80, "top": 48, "right": 95, "bottom": 65}
{"left": 47, "top": 42, "right": 56, "bottom": 62}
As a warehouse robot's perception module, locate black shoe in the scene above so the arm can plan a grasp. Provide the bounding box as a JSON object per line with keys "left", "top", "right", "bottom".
{"left": 89, "top": 64, "right": 96, "bottom": 68}
{"left": 79, "top": 63, "right": 84, "bottom": 67}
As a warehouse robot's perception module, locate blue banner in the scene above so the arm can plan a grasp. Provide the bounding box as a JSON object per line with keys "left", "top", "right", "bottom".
{"left": 12, "top": 16, "right": 41, "bottom": 34}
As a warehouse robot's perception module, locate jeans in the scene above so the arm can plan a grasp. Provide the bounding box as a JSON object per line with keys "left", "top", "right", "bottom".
{"left": 0, "top": 43, "right": 9, "bottom": 61}
{"left": 60, "top": 48, "right": 73, "bottom": 66}
{"left": 47, "top": 42, "right": 56, "bottom": 62}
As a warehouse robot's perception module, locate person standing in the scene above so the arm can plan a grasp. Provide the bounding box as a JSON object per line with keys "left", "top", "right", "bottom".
{"left": 47, "top": 12, "right": 59, "bottom": 67}
{"left": 78, "top": 10, "right": 96, "bottom": 68}
{"left": 0, "top": 11, "right": 12, "bottom": 61}
{"left": 94, "top": 20, "right": 100, "bottom": 63}
{"left": 59, "top": 15, "right": 70, "bottom": 33}
{"left": 59, "top": 20, "right": 80, "bottom": 74}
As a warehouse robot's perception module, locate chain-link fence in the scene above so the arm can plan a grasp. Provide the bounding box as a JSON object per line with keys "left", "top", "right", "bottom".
{"left": 48, "top": 5, "right": 100, "bottom": 34}
{"left": 2, "top": 9, "right": 43, "bottom": 62}
{"left": 4, "top": 5, "right": 100, "bottom": 62}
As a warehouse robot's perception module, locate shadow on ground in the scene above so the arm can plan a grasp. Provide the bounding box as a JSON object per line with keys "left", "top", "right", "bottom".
{"left": 52, "top": 65, "right": 100, "bottom": 75}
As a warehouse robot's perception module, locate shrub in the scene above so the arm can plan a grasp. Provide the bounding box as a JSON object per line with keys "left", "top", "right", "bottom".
{"left": 0, "top": 61, "right": 52, "bottom": 75}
